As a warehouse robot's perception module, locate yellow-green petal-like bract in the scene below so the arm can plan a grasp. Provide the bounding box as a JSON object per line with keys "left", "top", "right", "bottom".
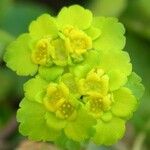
{"left": 4, "top": 4, "right": 144, "bottom": 147}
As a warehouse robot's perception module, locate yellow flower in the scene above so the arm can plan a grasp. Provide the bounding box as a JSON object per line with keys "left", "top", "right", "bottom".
{"left": 86, "top": 93, "right": 113, "bottom": 118}
{"left": 31, "top": 38, "right": 54, "bottom": 66}
{"left": 44, "top": 82, "right": 77, "bottom": 120}
{"left": 79, "top": 68, "right": 109, "bottom": 96}
{"left": 63, "top": 25, "right": 92, "bottom": 58}
{"left": 44, "top": 82, "right": 69, "bottom": 112}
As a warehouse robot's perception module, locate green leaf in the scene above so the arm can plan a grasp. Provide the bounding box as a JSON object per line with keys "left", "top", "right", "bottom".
{"left": 57, "top": 5, "right": 93, "bottom": 30}
{"left": 29, "top": 14, "right": 58, "bottom": 39}
{"left": 70, "top": 50, "right": 100, "bottom": 79}
{"left": 39, "top": 66, "right": 64, "bottom": 82}
{"left": 61, "top": 73, "right": 79, "bottom": 97}
{"left": 125, "top": 72, "right": 145, "bottom": 99}
{"left": 0, "top": 3, "right": 50, "bottom": 36}
{"left": 98, "top": 50, "right": 132, "bottom": 91}
{"left": 55, "top": 133, "right": 81, "bottom": 150}
{"left": 24, "top": 76, "right": 48, "bottom": 103}
{"left": 51, "top": 38, "right": 69, "bottom": 66}
{"left": 93, "top": 117, "right": 125, "bottom": 145}
{"left": 93, "top": 17, "right": 126, "bottom": 51}
{"left": 45, "top": 112, "right": 66, "bottom": 130}
{"left": 4, "top": 33, "right": 38, "bottom": 76}
{"left": 85, "top": 26, "right": 101, "bottom": 40}
{"left": 112, "top": 87, "right": 137, "bottom": 118}
{"left": 107, "top": 70, "right": 128, "bottom": 91}
{"left": 17, "top": 98, "right": 59, "bottom": 141}
{"left": 65, "top": 139, "right": 81, "bottom": 150}
{"left": 64, "top": 109, "right": 96, "bottom": 141}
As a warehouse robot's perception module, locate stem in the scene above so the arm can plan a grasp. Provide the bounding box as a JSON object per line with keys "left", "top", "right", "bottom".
{"left": 0, "top": 115, "right": 17, "bottom": 140}
{"left": 132, "top": 132, "right": 146, "bottom": 150}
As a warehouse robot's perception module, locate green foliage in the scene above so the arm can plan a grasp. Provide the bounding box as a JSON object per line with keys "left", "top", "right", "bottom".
{"left": 121, "top": 0, "right": 150, "bottom": 40}
{"left": 0, "top": 0, "right": 12, "bottom": 18}
{"left": 0, "top": 68, "right": 16, "bottom": 101}
{"left": 3, "top": 4, "right": 144, "bottom": 148}
{"left": 126, "top": 72, "right": 145, "bottom": 100}
{"left": 0, "top": 3, "right": 50, "bottom": 36}
{"left": 55, "top": 133, "right": 81, "bottom": 150}
{"left": 0, "top": 30, "right": 14, "bottom": 61}
{"left": 92, "top": 17, "right": 126, "bottom": 51}
{"left": 125, "top": 33, "right": 150, "bottom": 134}
{"left": 89, "top": 0, "right": 127, "bottom": 17}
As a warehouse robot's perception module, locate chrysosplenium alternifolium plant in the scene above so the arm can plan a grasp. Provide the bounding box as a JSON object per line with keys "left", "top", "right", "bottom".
{"left": 4, "top": 5, "right": 144, "bottom": 146}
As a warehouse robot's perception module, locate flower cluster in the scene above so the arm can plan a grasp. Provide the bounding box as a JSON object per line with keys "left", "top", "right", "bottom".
{"left": 4, "top": 5, "right": 144, "bottom": 146}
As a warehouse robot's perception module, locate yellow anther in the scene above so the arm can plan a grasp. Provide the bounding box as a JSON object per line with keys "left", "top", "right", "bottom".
{"left": 65, "top": 114, "right": 69, "bottom": 118}
{"left": 57, "top": 101, "right": 75, "bottom": 119}
{"left": 67, "top": 104, "right": 71, "bottom": 108}
{"left": 63, "top": 110, "right": 66, "bottom": 114}
{"left": 88, "top": 94, "right": 112, "bottom": 118}
{"left": 79, "top": 68, "right": 109, "bottom": 96}
{"left": 44, "top": 83, "right": 69, "bottom": 112}
{"left": 47, "top": 82, "right": 69, "bottom": 99}
{"left": 63, "top": 26, "right": 92, "bottom": 57}
{"left": 31, "top": 38, "right": 53, "bottom": 66}
{"left": 62, "top": 104, "right": 66, "bottom": 108}
{"left": 63, "top": 26, "right": 75, "bottom": 37}
{"left": 37, "top": 39, "right": 49, "bottom": 50}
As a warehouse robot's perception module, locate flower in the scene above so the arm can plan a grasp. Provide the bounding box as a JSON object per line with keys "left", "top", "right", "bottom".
{"left": 76, "top": 68, "right": 138, "bottom": 145}
{"left": 17, "top": 76, "right": 96, "bottom": 142}
{"left": 67, "top": 40, "right": 144, "bottom": 145}
{"left": 4, "top": 5, "right": 144, "bottom": 146}
{"left": 4, "top": 5, "right": 125, "bottom": 79}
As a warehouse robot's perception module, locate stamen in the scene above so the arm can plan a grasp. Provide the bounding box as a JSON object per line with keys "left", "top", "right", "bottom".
{"left": 59, "top": 102, "right": 74, "bottom": 119}
{"left": 63, "top": 26, "right": 92, "bottom": 57}
{"left": 31, "top": 38, "right": 53, "bottom": 66}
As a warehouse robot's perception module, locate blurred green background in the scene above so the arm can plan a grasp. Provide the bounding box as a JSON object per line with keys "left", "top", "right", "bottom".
{"left": 0, "top": 0, "right": 150, "bottom": 150}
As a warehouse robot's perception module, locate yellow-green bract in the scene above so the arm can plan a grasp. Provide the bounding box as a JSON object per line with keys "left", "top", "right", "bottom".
{"left": 4, "top": 5, "right": 144, "bottom": 146}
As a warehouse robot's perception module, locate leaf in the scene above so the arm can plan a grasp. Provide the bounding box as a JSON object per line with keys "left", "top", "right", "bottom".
{"left": 39, "top": 66, "right": 64, "bottom": 82}
{"left": 4, "top": 34, "right": 38, "bottom": 76}
{"left": 24, "top": 76, "right": 48, "bottom": 103}
{"left": 98, "top": 50, "right": 132, "bottom": 91}
{"left": 92, "top": 17, "right": 126, "bottom": 51}
{"left": 93, "top": 117, "right": 125, "bottom": 145}
{"left": 0, "top": 3, "right": 50, "bottom": 36}
{"left": 17, "top": 98, "right": 60, "bottom": 141}
{"left": 65, "top": 109, "right": 96, "bottom": 141}
{"left": 57, "top": 5, "right": 93, "bottom": 30}
{"left": 112, "top": 87, "right": 137, "bottom": 119}
{"left": 125, "top": 72, "right": 145, "bottom": 99}
{"left": 29, "top": 14, "right": 58, "bottom": 39}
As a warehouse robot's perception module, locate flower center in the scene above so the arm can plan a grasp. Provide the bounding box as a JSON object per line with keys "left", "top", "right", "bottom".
{"left": 79, "top": 68, "right": 112, "bottom": 118}
{"left": 44, "top": 83, "right": 69, "bottom": 112}
{"left": 79, "top": 68, "right": 109, "bottom": 96}
{"left": 88, "top": 94, "right": 112, "bottom": 118}
{"left": 90, "top": 97, "right": 103, "bottom": 113}
{"left": 63, "top": 26, "right": 92, "bottom": 57}
{"left": 31, "top": 38, "right": 53, "bottom": 66}
{"left": 58, "top": 101, "right": 75, "bottom": 119}
{"left": 43, "top": 82, "right": 77, "bottom": 120}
